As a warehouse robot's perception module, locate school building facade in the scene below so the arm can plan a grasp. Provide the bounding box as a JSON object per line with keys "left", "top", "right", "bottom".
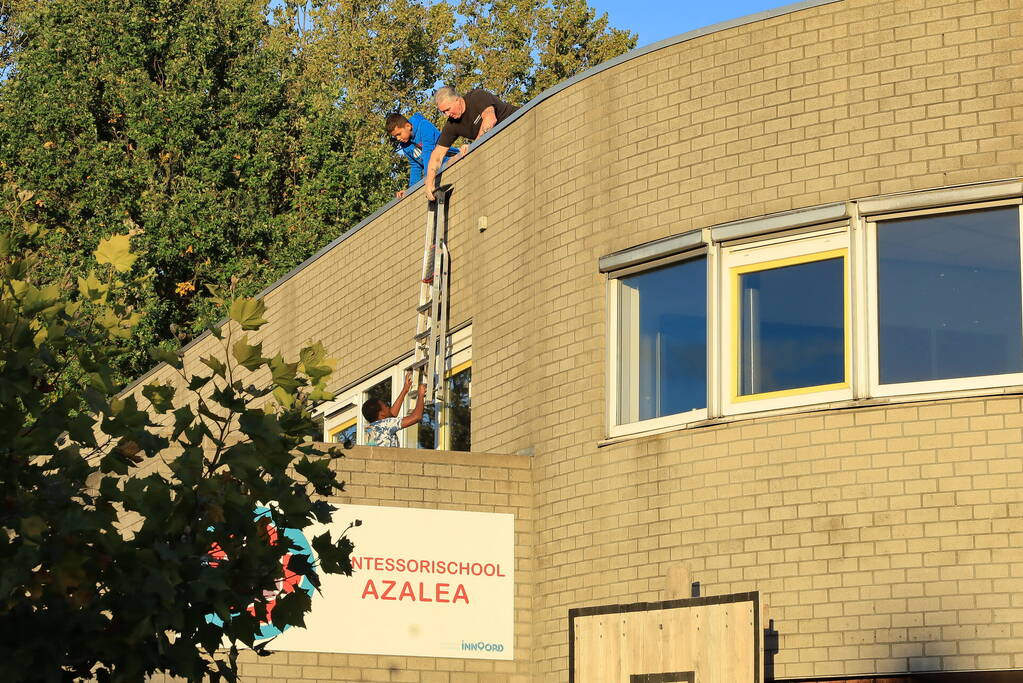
{"left": 138, "top": 0, "right": 1023, "bottom": 680}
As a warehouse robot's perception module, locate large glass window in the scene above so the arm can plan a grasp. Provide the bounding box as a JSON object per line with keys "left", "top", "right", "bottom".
{"left": 876, "top": 206, "right": 1023, "bottom": 384}
{"left": 737, "top": 254, "right": 846, "bottom": 397}
{"left": 616, "top": 257, "right": 707, "bottom": 425}
{"left": 605, "top": 193, "right": 1023, "bottom": 437}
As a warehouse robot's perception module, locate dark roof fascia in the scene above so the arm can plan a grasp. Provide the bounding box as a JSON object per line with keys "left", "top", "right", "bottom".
{"left": 119, "top": 0, "right": 843, "bottom": 396}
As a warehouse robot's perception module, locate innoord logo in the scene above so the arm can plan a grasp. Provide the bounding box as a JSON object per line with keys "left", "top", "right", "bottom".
{"left": 461, "top": 640, "right": 505, "bottom": 653}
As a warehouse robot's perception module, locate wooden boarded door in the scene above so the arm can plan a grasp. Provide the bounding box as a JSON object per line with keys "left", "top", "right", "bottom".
{"left": 569, "top": 593, "right": 761, "bottom": 683}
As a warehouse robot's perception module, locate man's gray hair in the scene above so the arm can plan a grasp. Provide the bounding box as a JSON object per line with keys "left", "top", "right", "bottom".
{"left": 434, "top": 86, "right": 460, "bottom": 104}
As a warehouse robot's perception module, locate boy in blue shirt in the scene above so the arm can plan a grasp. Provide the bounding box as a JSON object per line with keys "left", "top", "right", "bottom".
{"left": 385, "top": 112, "right": 459, "bottom": 199}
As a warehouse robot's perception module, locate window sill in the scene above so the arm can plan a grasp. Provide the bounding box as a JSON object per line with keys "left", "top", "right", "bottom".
{"left": 598, "top": 383, "right": 1023, "bottom": 448}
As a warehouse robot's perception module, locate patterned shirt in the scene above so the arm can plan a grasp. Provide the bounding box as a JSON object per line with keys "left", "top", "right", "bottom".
{"left": 366, "top": 416, "right": 402, "bottom": 447}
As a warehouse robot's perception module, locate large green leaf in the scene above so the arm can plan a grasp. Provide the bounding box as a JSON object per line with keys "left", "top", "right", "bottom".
{"left": 94, "top": 234, "right": 137, "bottom": 273}
{"left": 269, "top": 354, "right": 300, "bottom": 392}
{"left": 311, "top": 532, "right": 354, "bottom": 576}
{"left": 200, "top": 355, "right": 227, "bottom": 379}
{"left": 298, "top": 342, "right": 335, "bottom": 385}
{"left": 149, "top": 347, "right": 183, "bottom": 370}
{"left": 231, "top": 336, "right": 268, "bottom": 372}
{"left": 228, "top": 298, "right": 268, "bottom": 331}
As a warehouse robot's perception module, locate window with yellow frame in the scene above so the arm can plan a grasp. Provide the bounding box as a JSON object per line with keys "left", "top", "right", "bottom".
{"left": 721, "top": 229, "right": 852, "bottom": 415}
{"left": 327, "top": 418, "right": 357, "bottom": 447}
{"left": 733, "top": 249, "right": 849, "bottom": 400}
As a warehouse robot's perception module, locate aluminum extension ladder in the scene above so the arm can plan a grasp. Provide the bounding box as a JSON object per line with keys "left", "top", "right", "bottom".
{"left": 408, "top": 186, "right": 450, "bottom": 447}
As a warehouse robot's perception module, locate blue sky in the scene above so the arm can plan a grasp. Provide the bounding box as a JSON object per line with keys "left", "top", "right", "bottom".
{"left": 588, "top": 0, "right": 800, "bottom": 47}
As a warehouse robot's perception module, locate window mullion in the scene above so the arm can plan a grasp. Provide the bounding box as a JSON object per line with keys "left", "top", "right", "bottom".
{"left": 850, "top": 203, "right": 871, "bottom": 400}
{"left": 1019, "top": 205, "right": 1023, "bottom": 363}
{"left": 707, "top": 240, "right": 722, "bottom": 419}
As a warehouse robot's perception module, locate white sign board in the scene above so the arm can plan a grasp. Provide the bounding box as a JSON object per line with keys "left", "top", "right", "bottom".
{"left": 271, "top": 504, "right": 515, "bottom": 659}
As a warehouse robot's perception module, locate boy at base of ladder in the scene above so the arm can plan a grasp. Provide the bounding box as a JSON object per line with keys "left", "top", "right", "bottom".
{"left": 385, "top": 113, "right": 460, "bottom": 199}
{"left": 363, "top": 370, "right": 427, "bottom": 447}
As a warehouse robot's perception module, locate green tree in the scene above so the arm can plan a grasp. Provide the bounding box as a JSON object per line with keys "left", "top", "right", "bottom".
{"left": 445, "top": 0, "right": 636, "bottom": 104}
{"left": 0, "top": 188, "right": 354, "bottom": 681}
{"left": 278, "top": 0, "right": 455, "bottom": 206}
{"left": 0, "top": 0, "right": 381, "bottom": 384}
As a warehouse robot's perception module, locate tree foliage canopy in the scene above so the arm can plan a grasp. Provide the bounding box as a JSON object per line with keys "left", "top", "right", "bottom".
{"left": 446, "top": 0, "right": 635, "bottom": 102}
{"left": 0, "top": 188, "right": 354, "bottom": 680}
{"left": 0, "top": 0, "right": 634, "bottom": 384}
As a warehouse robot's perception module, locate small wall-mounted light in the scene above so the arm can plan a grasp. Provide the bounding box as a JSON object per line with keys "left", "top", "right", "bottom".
{"left": 478, "top": 216, "right": 488, "bottom": 233}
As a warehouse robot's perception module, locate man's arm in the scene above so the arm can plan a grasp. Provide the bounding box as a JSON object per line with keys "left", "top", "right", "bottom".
{"left": 400, "top": 383, "right": 428, "bottom": 428}
{"left": 389, "top": 370, "right": 413, "bottom": 417}
{"left": 424, "top": 144, "right": 448, "bottom": 201}
{"left": 476, "top": 105, "right": 497, "bottom": 139}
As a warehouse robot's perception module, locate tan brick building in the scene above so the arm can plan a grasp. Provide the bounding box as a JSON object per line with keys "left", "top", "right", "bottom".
{"left": 138, "top": 0, "right": 1023, "bottom": 680}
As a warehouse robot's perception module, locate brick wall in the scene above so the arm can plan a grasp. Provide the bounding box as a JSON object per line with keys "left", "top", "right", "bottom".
{"left": 135, "top": 0, "right": 1023, "bottom": 679}
{"left": 539, "top": 396, "right": 1023, "bottom": 679}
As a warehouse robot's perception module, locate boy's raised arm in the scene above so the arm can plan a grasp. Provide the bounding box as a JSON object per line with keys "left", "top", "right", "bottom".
{"left": 389, "top": 370, "right": 413, "bottom": 417}
{"left": 401, "top": 382, "right": 428, "bottom": 429}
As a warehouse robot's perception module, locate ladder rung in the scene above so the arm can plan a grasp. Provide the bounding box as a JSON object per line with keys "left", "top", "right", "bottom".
{"left": 413, "top": 330, "right": 431, "bottom": 342}
{"left": 406, "top": 358, "right": 430, "bottom": 371}
{"left": 417, "top": 300, "right": 433, "bottom": 313}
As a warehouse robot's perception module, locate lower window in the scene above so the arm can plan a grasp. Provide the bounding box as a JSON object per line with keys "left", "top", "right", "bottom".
{"left": 328, "top": 418, "right": 357, "bottom": 448}
{"left": 722, "top": 230, "right": 852, "bottom": 414}
{"left": 320, "top": 326, "right": 473, "bottom": 449}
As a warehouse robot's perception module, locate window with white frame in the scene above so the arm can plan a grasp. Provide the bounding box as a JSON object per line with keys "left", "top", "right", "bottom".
{"left": 867, "top": 202, "right": 1023, "bottom": 395}
{"left": 609, "top": 254, "right": 708, "bottom": 434}
{"left": 607, "top": 187, "right": 1023, "bottom": 439}
{"left": 721, "top": 229, "right": 851, "bottom": 415}
{"left": 319, "top": 365, "right": 406, "bottom": 447}
{"left": 319, "top": 326, "right": 472, "bottom": 450}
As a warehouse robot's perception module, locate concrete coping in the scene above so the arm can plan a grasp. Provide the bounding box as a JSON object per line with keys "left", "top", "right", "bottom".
{"left": 710, "top": 202, "right": 849, "bottom": 242}
{"left": 599, "top": 229, "right": 704, "bottom": 273}
{"left": 318, "top": 444, "right": 531, "bottom": 470}
{"left": 857, "top": 179, "right": 1023, "bottom": 216}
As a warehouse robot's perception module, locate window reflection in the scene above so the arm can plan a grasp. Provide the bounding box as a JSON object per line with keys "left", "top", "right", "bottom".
{"left": 877, "top": 206, "right": 1023, "bottom": 384}
{"left": 418, "top": 366, "right": 471, "bottom": 451}
{"left": 448, "top": 369, "right": 471, "bottom": 451}
{"left": 366, "top": 378, "right": 392, "bottom": 406}
{"left": 331, "top": 421, "right": 357, "bottom": 448}
{"left": 739, "top": 256, "right": 845, "bottom": 396}
{"left": 617, "top": 258, "right": 707, "bottom": 424}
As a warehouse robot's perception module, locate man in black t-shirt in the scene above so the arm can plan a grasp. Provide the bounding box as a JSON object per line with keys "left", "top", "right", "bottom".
{"left": 424, "top": 86, "right": 518, "bottom": 200}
